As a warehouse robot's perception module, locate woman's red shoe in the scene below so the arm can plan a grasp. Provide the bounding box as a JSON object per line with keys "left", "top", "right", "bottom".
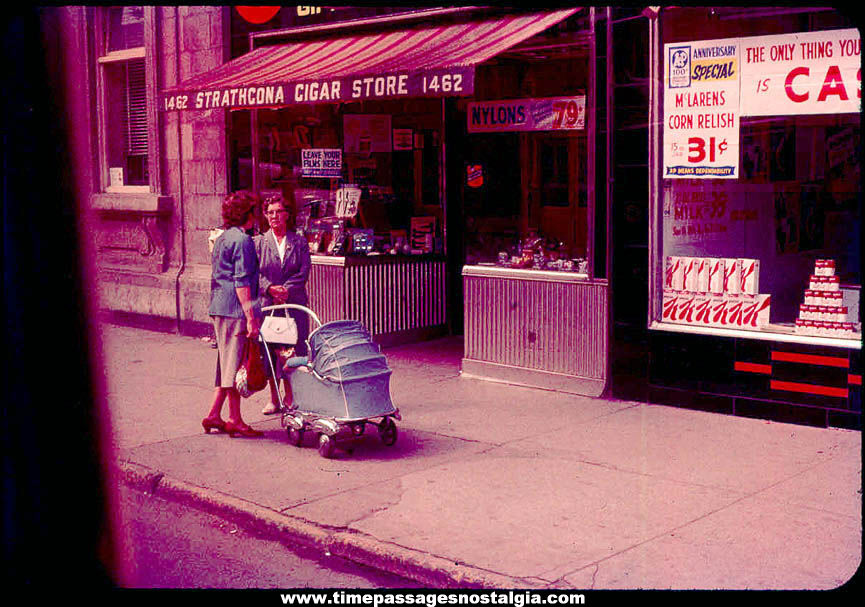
{"left": 224, "top": 421, "right": 264, "bottom": 438}
{"left": 202, "top": 417, "right": 226, "bottom": 434}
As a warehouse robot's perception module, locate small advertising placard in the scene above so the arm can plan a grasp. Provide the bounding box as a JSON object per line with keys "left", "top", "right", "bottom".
{"left": 467, "top": 96, "right": 585, "bottom": 133}
{"left": 410, "top": 216, "right": 436, "bottom": 254}
{"left": 109, "top": 167, "right": 124, "bottom": 188}
{"left": 301, "top": 148, "right": 342, "bottom": 178}
{"left": 393, "top": 128, "right": 413, "bottom": 151}
{"left": 663, "top": 38, "right": 740, "bottom": 179}
{"left": 335, "top": 185, "right": 362, "bottom": 218}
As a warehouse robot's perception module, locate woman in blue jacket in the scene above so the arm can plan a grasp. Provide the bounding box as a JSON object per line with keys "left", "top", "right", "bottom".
{"left": 202, "top": 191, "right": 263, "bottom": 438}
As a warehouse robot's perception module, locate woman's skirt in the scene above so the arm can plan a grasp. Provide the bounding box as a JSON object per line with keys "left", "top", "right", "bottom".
{"left": 212, "top": 315, "right": 246, "bottom": 388}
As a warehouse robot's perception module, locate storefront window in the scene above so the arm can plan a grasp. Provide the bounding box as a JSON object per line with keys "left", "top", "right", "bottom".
{"left": 461, "top": 56, "right": 590, "bottom": 273}
{"left": 655, "top": 7, "right": 861, "bottom": 343}
{"left": 229, "top": 98, "right": 444, "bottom": 257}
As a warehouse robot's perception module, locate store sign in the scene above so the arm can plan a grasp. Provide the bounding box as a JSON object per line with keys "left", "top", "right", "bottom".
{"left": 301, "top": 148, "right": 342, "bottom": 178}
{"left": 162, "top": 67, "right": 475, "bottom": 112}
{"left": 740, "top": 29, "right": 861, "bottom": 117}
{"left": 664, "top": 38, "right": 741, "bottom": 179}
{"left": 467, "top": 96, "right": 585, "bottom": 133}
{"left": 663, "top": 29, "right": 861, "bottom": 180}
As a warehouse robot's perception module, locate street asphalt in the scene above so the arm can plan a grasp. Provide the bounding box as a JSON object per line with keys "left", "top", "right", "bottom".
{"left": 97, "top": 321, "right": 862, "bottom": 590}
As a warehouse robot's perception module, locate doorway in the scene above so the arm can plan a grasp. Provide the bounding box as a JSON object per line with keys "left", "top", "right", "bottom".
{"left": 524, "top": 132, "right": 587, "bottom": 259}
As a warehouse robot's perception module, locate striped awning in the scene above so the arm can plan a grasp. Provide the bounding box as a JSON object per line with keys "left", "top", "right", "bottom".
{"left": 162, "top": 8, "right": 581, "bottom": 111}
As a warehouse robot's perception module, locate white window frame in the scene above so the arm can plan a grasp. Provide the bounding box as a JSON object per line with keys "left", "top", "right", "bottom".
{"left": 94, "top": 6, "right": 159, "bottom": 195}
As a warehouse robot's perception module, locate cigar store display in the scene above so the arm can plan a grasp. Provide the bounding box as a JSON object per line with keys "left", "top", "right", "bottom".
{"left": 472, "top": 229, "right": 588, "bottom": 274}
{"left": 236, "top": 102, "right": 444, "bottom": 259}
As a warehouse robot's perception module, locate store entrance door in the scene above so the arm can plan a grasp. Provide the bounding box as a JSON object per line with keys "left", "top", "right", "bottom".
{"left": 524, "top": 134, "right": 586, "bottom": 257}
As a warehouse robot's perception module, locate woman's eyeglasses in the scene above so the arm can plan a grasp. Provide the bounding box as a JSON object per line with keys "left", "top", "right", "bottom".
{"left": 265, "top": 209, "right": 288, "bottom": 216}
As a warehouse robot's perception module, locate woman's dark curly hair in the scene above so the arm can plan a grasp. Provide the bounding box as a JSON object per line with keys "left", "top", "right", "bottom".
{"left": 221, "top": 190, "right": 257, "bottom": 227}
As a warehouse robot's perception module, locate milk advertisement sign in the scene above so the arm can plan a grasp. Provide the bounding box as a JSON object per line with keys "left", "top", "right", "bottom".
{"left": 664, "top": 38, "right": 741, "bottom": 179}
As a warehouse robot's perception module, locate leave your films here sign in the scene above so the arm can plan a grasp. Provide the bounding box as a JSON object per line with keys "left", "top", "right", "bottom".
{"left": 162, "top": 67, "right": 475, "bottom": 111}
{"left": 664, "top": 28, "right": 861, "bottom": 179}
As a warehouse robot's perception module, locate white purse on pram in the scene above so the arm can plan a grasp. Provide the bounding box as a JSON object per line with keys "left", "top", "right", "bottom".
{"left": 260, "top": 310, "right": 298, "bottom": 345}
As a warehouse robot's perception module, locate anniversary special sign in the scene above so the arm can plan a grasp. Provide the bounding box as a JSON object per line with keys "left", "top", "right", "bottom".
{"left": 162, "top": 67, "right": 475, "bottom": 111}
{"left": 467, "top": 96, "right": 585, "bottom": 133}
{"left": 663, "top": 28, "right": 861, "bottom": 180}
{"left": 664, "top": 37, "right": 741, "bottom": 179}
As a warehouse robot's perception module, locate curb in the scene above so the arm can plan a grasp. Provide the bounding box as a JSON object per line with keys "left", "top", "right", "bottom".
{"left": 116, "top": 460, "right": 544, "bottom": 589}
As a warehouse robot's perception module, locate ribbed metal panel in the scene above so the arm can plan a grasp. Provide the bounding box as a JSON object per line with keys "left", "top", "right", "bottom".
{"left": 464, "top": 274, "right": 608, "bottom": 379}
{"left": 347, "top": 259, "right": 446, "bottom": 336}
{"left": 309, "top": 258, "right": 446, "bottom": 337}
{"left": 308, "top": 262, "right": 346, "bottom": 325}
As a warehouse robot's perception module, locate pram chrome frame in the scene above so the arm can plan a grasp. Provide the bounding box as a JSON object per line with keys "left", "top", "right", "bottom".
{"left": 260, "top": 304, "right": 401, "bottom": 458}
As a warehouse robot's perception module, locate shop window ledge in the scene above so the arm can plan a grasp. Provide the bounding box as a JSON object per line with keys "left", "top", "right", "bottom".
{"left": 92, "top": 192, "right": 173, "bottom": 215}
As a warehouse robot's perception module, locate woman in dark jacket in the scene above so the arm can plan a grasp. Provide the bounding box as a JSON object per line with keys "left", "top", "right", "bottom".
{"left": 201, "top": 191, "right": 263, "bottom": 438}
{"left": 255, "top": 193, "right": 311, "bottom": 414}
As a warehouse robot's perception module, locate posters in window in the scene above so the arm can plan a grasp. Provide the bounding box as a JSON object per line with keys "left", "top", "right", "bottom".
{"left": 739, "top": 29, "right": 861, "bottom": 117}
{"left": 663, "top": 38, "right": 741, "bottom": 179}
{"left": 467, "top": 96, "right": 585, "bottom": 133}
{"left": 301, "top": 148, "right": 342, "bottom": 178}
{"left": 663, "top": 28, "right": 861, "bottom": 181}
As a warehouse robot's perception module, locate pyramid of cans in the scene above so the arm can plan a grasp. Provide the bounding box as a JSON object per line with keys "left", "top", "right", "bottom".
{"left": 795, "top": 259, "right": 859, "bottom": 337}
{"left": 662, "top": 257, "right": 770, "bottom": 329}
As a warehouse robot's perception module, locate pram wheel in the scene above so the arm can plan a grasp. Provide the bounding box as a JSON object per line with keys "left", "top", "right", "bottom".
{"left": 287, "top": 427, "right": 304, "bottom": 447}
{"left": 318, "top": 433, "right": 336, "bottom": 458}
{"left": 378, "top": 417, "right": 398, "bottom": 446}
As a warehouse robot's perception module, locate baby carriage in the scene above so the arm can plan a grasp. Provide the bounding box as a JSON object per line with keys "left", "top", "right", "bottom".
{"left": 259, "top": 304, "right": 401, "bottom": 458}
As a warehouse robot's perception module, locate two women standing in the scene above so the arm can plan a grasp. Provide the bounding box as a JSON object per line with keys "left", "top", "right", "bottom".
{"left": 202, "top": 190, "right": 310, "bottom": 437}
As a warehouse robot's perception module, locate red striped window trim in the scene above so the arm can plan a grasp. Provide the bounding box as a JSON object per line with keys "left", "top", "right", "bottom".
{"left": 770, "top": 351, "right": 848, "bottom": 368}
{"left": 770, "top": 380, "right": 848, "bottom": 399}
{"left": 734, "top": 361, "right": 772, "bottom": 375}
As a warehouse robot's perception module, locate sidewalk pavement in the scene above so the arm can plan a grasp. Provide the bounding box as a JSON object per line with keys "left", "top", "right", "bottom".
{"left": 97, "top": 322, "right": 862, "bottom": 590}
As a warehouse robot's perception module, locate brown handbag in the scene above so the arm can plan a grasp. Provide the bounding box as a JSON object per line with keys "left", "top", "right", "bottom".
{"left": 235, "top": 339, "right": 268, "bottom": 397}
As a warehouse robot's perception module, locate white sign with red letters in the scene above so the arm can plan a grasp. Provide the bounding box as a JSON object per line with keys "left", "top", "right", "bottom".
{"left": 664, "top": 28, "right": 860, "bottom": 180}
{"left": 740, "top": 29, "right": 860, "bottom": 117}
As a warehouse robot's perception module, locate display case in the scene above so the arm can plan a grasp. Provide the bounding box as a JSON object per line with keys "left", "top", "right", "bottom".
{"left": 459, "top": 14, "right": 611, "bottom": 397}
{"left": 651, "top": 8, "right": 861, "bottom": 350}
{"left": 229, "top": 99, "right": 448, "bottom": 345}
{"left": 646, "top": 7, "right": 861, "bottom": 427}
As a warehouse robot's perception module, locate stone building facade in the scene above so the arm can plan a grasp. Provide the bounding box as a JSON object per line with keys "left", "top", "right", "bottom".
{"left": 49, "top": 6, "right": 230, "bottom": 334}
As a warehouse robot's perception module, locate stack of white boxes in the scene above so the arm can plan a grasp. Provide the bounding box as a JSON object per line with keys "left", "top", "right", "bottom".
{"left": 794, "top": 259, "right": 860, "bottom": 337}
{"left": 662, "top": 256, "right": 771, "bottom": 329}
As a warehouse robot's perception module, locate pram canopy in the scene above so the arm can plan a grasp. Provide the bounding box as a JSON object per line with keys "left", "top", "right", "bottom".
{"left": 309, "top": 321, "right": 391, "bottom": 383}
{"left": 288, "top": 320, "right": 396, "bottom": 421}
